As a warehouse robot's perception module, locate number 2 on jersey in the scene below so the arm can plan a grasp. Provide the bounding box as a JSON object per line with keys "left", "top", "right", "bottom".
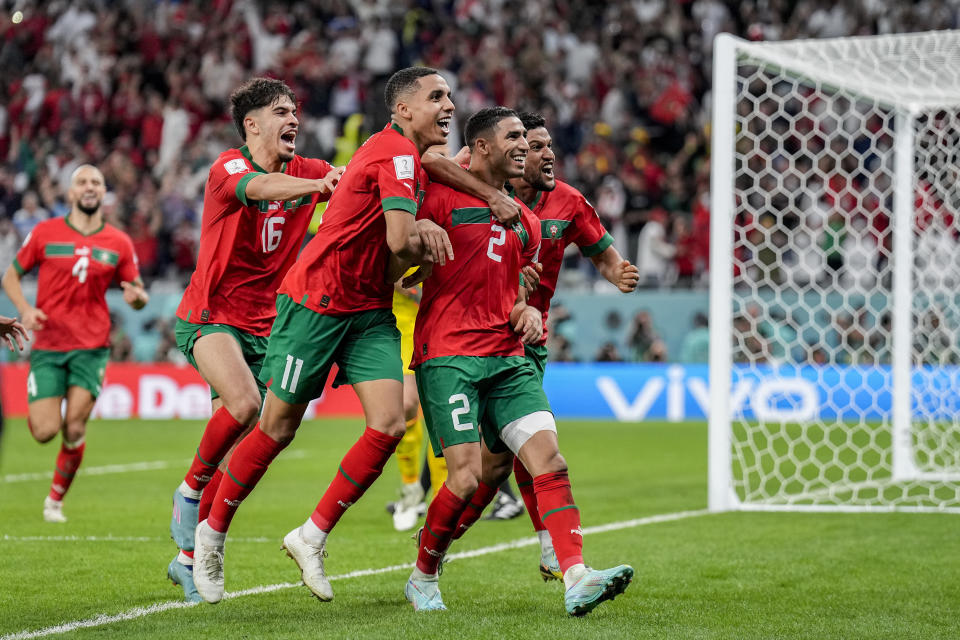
{"left": 487, "top": 224, "right": 506, "bottom": 262}
{"left": 262, "top": 216, "right": 285, "bottom": 253}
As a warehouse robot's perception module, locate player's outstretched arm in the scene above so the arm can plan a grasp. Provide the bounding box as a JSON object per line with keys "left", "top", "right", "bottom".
{"left": 591, "top": 245, "right": 640, "bottom": 293}
{"left": 0, "top": 315, "right": 29, "bottom": 352}
{"left": 1, "top": 265, "right": 47, "bottom": 331}
{"left": 421, "top": 152, "right": 521, "bottom": 225}
{"left": 121, "top": 278, "right": 149, "bottom": 310}
{"left": 244, "top": 167, "right": 344, "bottom": 202}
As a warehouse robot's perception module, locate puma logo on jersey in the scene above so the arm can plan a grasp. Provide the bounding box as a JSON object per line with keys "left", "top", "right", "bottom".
{"left": 570, "top": 527, "right": 583, "bottom": 537}
{"left": 75, "top": 246, "right": 91, "bottom": 256}
{"left": 338, "top": 500, "right": 354, "bottom": 509}
{"left": 224, "top": 498, "right": 242, "bottom": 507}
{"left": 424, "top": 547, "right": 443, "bottom": 558}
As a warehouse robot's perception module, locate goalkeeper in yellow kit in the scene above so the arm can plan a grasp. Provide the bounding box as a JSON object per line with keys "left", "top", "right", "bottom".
{"left": 388, "top": 278, "right": 447, "bottom": 531}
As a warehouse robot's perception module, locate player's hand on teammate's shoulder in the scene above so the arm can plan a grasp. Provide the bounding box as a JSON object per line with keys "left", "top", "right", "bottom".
{"left": 0, "top": 314, "right": 29, "bottom": 351}
{"left": 451, "top": 145, "right": 471, "bottom": 166}
{"left": 319, "top": 166, "right": 345, "bottom": 194}
{"left": 121, "top": 281, "right": 149, "bottom": 310}
{"left": 489, "top": 190, "right": 521, "bottom": 226}
{"left": 414, "top": 219, "right": 454, "bottom": 266}
{"left": 522, "top": 262, "right": 543, "bottom": 293}
{"left": 615, "top": 260, "right": 640, "bottom": 293}
{"left": 21, "top": 306, "right": 47, "bottom": 332}
{"left": 514, "top": 305, "right": 543, "bottom": 345}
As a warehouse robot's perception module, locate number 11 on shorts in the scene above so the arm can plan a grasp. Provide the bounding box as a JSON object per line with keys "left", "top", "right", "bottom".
{"left": 281, "top": 354, "right": 304, "bottom": 393}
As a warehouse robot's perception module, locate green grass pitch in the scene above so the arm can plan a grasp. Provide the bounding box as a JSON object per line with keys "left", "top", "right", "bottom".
{"left": 1, "top": 417, "right": 958, "bottom": 639}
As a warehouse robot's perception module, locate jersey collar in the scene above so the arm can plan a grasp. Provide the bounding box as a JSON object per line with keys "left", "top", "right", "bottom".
{"left": 506, "top": 184, "right": 543, "bottom": 211}
{"left": 390, "top": 122, "right": 404, "bottom": 135}
{"left": 65, "top": 214, "right": 104, "bottom": 236}
{"left": 239, "top": 145, "right": 287, "bottom": 174}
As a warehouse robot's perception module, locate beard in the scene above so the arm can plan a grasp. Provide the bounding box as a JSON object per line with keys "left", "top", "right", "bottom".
{"left": 77, "top": 199, "right": 101, "bottom": 215}
{"left": 526, "top": 172, "right": 557, "bottom": 192}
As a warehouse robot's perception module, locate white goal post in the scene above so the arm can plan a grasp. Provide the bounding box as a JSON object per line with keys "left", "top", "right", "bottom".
{"left": 709, "top": 31, "right": 960, "bottom": 512}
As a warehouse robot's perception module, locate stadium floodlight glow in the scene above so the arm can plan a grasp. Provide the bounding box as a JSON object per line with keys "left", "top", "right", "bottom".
{"left": 709, "top": 30, "right": 960, "bottom": 513}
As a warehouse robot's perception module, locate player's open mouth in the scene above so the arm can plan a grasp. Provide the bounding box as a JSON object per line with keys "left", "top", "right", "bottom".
{"left": 511, "top": 152, "right": 526, "bottom": 168}
{"left": 437, "top": 117, "right": 451, "bottom": 135}
{"left": 281, "top": 130, "right": 297, "bottom": 150}
{"left": 542, "top": 163, "right": 554, "bottom": 178}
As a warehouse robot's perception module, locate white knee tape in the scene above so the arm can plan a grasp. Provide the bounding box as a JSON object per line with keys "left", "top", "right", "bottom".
{"left": 500, "top": 410, "right": 556, "bottom": 455}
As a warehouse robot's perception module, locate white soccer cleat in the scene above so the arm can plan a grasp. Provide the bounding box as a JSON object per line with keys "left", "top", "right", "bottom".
{"left": 393, "top": 483, "right": 426, "bottom": 532}
{"left": 282, "top": 526, "right": 334, "bottom": 601}
{"left": 43, "top": 496, "right": 67, "bottom": 523}
{"left": 192, "top": 520, "right": 225, "bottom": 604}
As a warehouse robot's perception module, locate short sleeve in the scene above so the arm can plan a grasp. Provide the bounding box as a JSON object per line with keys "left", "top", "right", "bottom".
{"left": 116, "top": 233, "right": 141, "bottom": 284}
{"left": 521, "top": 209, "right": 542, "bottom": 263}
{"left": 208, "top": 155, "right": 266, "bottom": 207}
{"left": 377, "top": 152, "right": 419, "bottom": 215}
{"left": 13, "top": 226, "right": 41, "bottom": 275}
{"left": 570, "top": 195, "right": 614, "bottom": 257}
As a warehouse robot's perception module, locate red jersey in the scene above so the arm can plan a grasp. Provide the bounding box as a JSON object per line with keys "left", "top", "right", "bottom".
{"left": 13, "top": 217, "right": 140, "bottom": 351}
{"left": 412, "top": 182, "right": 541, "bottom": 367}
{"left": 523, "top": 180, "right": 612, "bottom": 346}
{"left": 176, "top": 146, "right": 333, "bottom": 335}
{"left": 280, "top": 123, "right": 427, "bottom": 315}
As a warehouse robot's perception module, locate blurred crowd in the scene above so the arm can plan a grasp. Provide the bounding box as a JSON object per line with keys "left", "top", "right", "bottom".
{"left": 1, "top": 0, "right": 958, "bottom": 363}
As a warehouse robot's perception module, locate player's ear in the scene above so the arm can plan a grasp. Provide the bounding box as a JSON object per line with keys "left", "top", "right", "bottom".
{"left": 244, "top": 115, "right": 259, "bottom": 138}
{"left": 395, "top": 100, "right": 411, "bottom": 122}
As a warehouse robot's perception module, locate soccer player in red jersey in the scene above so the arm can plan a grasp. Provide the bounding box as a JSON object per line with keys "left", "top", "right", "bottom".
{"left": 404, "top": 107, "right": 633, "bottom": 616}
{"left": 191, "top": 67, "right": 469, "bottom": 605}
{"left": 166, "top": 78, "right": 342, "bottom": 602}
{"left": 446, "top": 112, "right": 640, "bottom": 582}
{"left": 2, "top": 164, "right": 149, "bottom": 524}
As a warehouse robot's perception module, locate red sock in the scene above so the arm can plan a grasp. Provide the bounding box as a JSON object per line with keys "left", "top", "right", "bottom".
{"left": 417, "top": 484, "right": 467, "bottom": 574}
{"left": 450, "top": 481, "right": 498, "bottom": 540}
{"left": 184, "top": 407, "right": 248, "bottom": 491}
{"left": 49, "top": 441, "right": 86, "bottom": 501}
{"left": 206, "top": 426, "right": 287, "bottom": 533}
{"left": 309, "top": 427, "right": 401, "bottom": 532}
{"left": 198, "top": 468, "right": 224, "bottom": 523}
{"left": 514, "top": 457, "right": 545, "bottom": 532}
{"left": 534, "top": 471, "right": 584, "bottom": 573}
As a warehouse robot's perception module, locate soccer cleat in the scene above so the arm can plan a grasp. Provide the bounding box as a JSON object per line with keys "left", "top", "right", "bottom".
{"left": 170, "top": 489, "right": 200, "bottom": 551}
{"left": 192, "top": 520, "right": 225, "bottom": 604}
{"left": 393, "top": 483, "right": 426, "bottom": 532}
{"left": 564, "top": 565, "right": 634, "bottom": 617}
{"left": 485, "top": 492, "right": 524, "bottom": 520}
{"left": 404, "top": 574, "right": 447, "bottom": 611}
{"left": 539, "top": 547, "right": 563, "bottom": 581}
{"left": 167, "top": 557, "right": 202, "bottom": 603}
{"left": 282, "top": 526, "right": 333, "bottom": 601}
{"left": 43, "top": 496, "right": 67, "bottom": 523}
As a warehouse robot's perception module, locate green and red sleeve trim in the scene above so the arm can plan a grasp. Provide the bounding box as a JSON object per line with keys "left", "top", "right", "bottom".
{"left": 579, "top": 232, "right": 614, "bottom": 258}
{"left": 235, "top": 171, "right": 266, "bottom": 206}
{"left": 382, "top": 196, "right": 418, "bottom": 215}
{"left": 12, "top": 258, "right": 25, "bottom": 275}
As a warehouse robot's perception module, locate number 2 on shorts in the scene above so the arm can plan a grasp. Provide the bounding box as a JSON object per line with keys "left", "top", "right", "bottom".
{"left": 448, "top": 393, "right": 475, "bottom": 431}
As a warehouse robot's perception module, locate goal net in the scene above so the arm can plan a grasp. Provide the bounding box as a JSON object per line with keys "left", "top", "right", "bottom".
{"left": 708, "top": 31, "right": 960, "bottom": 512}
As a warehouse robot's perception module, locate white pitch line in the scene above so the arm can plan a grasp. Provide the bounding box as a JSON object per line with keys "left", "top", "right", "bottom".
{"left": 1, "top": 535, "right": 274, "bottom": 544}
{"left": 0, "top": 451, "right": 308, "bottom": 484}
{"left": 0, "top": 508, "right": 712, "bottom": 640}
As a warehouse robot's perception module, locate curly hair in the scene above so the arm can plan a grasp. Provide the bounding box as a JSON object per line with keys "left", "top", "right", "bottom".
{"left": 230, "top": 78, "right": 297, "bottom": 141}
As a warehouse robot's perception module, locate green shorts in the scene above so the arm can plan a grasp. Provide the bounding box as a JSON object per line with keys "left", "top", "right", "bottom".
{"left": 260, "top": 295, "right": 403, "bottom": 404}
{"left": 27, "top": 348, "right": 109, "bottom": 402}
{"left": 415, "top": 355, "right": 552, "bottom": 455}
{"left": 524, "top": 343, "right": 549, "bottom": 384}
{"left": 174, "top": 318, "right": 268, "bottom": 401}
